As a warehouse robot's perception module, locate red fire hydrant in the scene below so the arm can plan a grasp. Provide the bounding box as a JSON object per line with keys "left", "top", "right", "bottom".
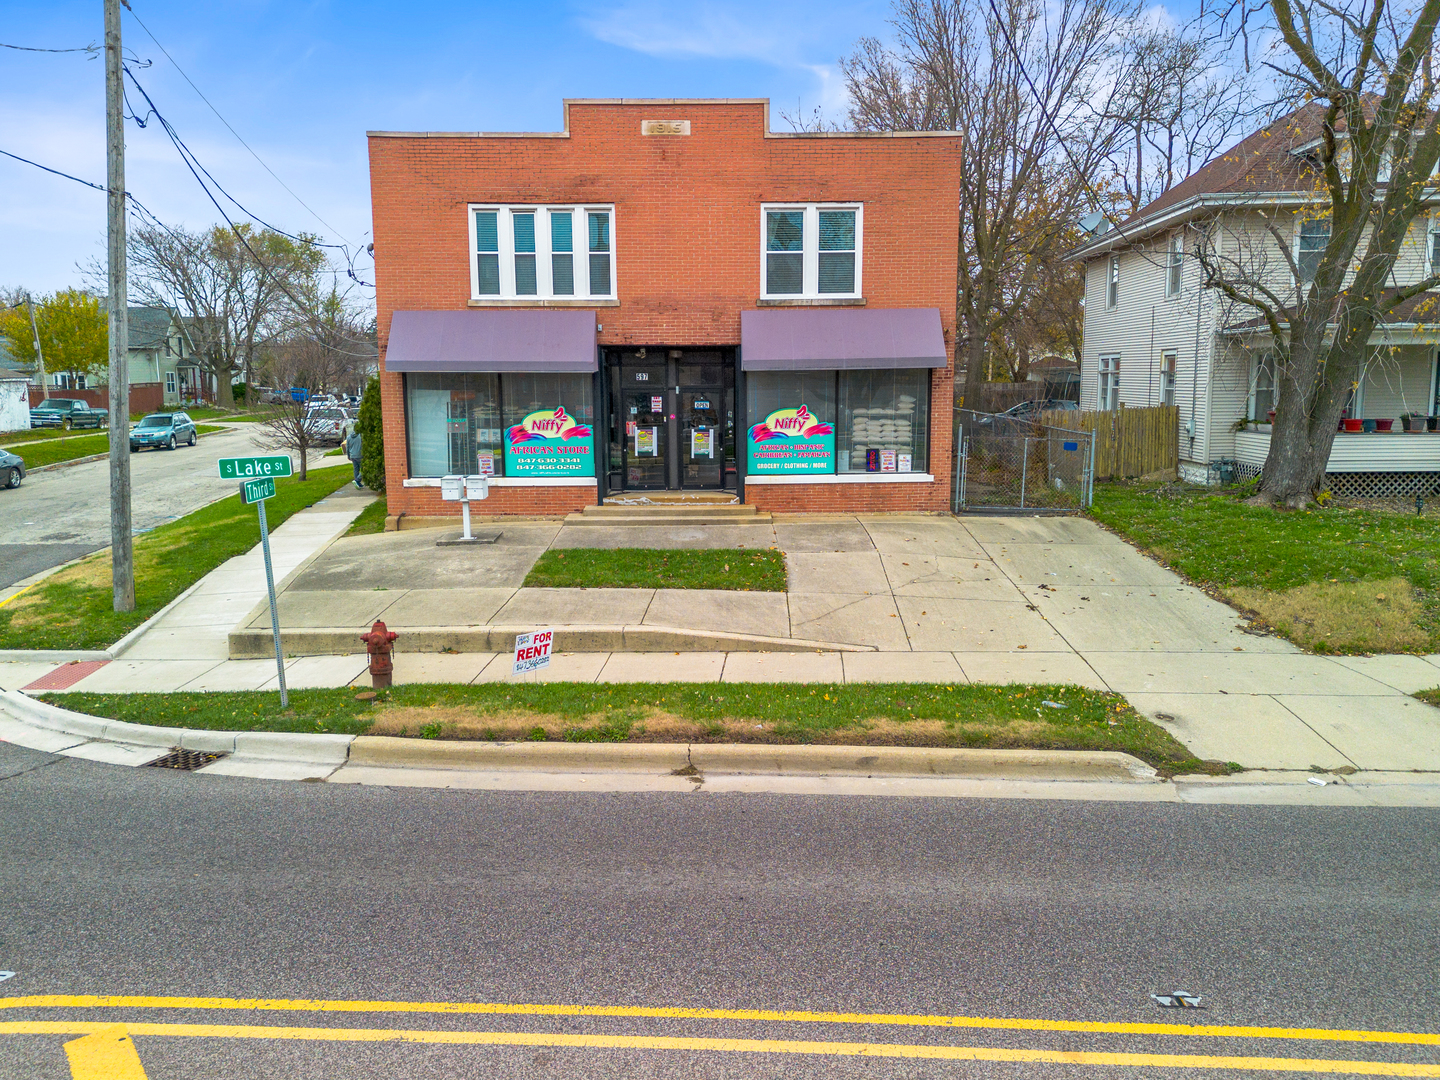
{"left": 362, "top": 620, "right": 398, "bottom": 688}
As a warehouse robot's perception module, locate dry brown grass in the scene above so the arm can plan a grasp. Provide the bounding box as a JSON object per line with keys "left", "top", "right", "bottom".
{"left": 1227, "top": 575, "right": 1430, "bottom": 654}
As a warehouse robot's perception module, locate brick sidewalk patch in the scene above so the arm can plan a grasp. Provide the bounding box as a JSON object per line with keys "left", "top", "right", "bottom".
{"left": 23, "top": 661, "right": 109, "bottom": 692}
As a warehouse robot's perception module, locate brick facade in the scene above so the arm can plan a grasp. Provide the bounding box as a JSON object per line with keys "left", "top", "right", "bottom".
{"left": 369, "top": 99, "right": 961, "bottom": 517}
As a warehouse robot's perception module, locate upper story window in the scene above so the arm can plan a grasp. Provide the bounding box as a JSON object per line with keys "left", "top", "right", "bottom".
{"left": 1427, "top": 214, "right": 1440, "bottom": 277}
{"left": 1165, "top": 234, "right": 1183, "bottom": 298}
{"left": 470, "top": 205, "right": 615, "bottom": 300}
{"left": 1105, "top": 255, "right": 1119, "bottom": 308}
{"left": 761, "top": 204, "right": 862, "bottom": 299}
{"left": 1296, "top": 217, "right": 1330, "bottom": 284}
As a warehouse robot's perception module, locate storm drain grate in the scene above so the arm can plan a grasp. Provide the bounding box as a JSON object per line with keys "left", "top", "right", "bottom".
{"left": 144, "top": 748, "right": 226, "bottom": 771}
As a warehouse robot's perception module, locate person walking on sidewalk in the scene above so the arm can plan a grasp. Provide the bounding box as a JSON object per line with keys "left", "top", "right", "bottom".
{"left": 343, "top": 421, "right": 364, "bottom": 489}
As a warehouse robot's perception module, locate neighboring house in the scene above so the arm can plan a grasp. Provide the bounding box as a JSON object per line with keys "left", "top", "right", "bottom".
{"left": 76, "top": 307, "right": 210, "bottom": 409}
{"left": 370, "top": 98, "right": 961, "bottom": 518}
{"left": 1072, "top": 103, "right": 1440, "bottom": 495}
{"left": 1024, "top": 355, "right": 1080, "bottom": 401}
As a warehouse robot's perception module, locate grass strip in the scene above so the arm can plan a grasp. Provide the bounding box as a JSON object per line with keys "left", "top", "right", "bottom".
{"left": 345, "top": 498, "right": 388, "bottom": 536}
{"left": 2, "top": 428, "right": 104, "bottom": 447}
{"left": 7, "top": 426, "right": 224, "bottom": 469}
{"left": 1090, "top": 481, "right": 1440, "bottom": 653}
{"left": 37, "top": 681, "right": 1225, "bottom": 775}
{"left": 524, "top": 548, "right": 787, "bottom": 591}
{"left": 0, "top": 466, "right": 353, "bottom": 650}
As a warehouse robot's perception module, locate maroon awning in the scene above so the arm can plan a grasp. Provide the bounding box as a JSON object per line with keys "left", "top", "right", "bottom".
{"left": 740, "top": 308, "right": 947, "bottom": 370}
{"left": 384, "top": 310, "right": 598, "bottom": 373}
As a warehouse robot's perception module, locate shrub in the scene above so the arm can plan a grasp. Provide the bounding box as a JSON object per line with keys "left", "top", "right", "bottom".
{"left": 357, "top": 375, "right": 385, "bottom": 491}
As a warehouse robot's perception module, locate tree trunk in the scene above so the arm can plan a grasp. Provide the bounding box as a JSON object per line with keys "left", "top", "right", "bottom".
{"left": 963, "top": 331, "right": 988, "bottom": 411}
{"left": 1255, "top": 347, "right": 1351, "bottom": 508}
{"left": 215, "top": 373, "right": 235, "bottom": 409}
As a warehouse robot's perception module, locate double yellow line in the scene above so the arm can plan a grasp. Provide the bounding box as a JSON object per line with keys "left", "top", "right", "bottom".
{"left": 5, "top": 995, "right": 1437, "bottom": 1077}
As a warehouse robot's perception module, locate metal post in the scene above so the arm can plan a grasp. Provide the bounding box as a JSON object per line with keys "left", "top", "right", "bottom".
{"left": 1087, "top": 432, "right": 1096, "bottom": 506}
{"left": 24, "top": 294, "right": 48, "bottom": 400}
{"left": 1019, "top": 437, "right": 1028, "bottom": 509}
{"left": 105, "top": 0, "right": 134, "bottom": 612}
{"left": 461, "top": 497, "right": 472, "bottom": 541}
{"left": 257, "top": 499, "right": 288, "bottom": 709}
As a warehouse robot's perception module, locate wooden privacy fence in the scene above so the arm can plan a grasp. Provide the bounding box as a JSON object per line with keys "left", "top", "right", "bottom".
{"left": 1034, "top": 405, "right": 1179, "bottom": 480}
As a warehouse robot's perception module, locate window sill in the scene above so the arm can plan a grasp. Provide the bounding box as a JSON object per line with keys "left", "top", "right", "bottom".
{"left": 467, "top": 298, "right": 620, "bottom": 308}
{"left": 404, "top": 476, "right": 597, "bottom": 487}
{"left": 756, "top": 297, "right": 866, "bottom": 307}
{"left": 744, "top": 472, "right": 934, "bottom": 485}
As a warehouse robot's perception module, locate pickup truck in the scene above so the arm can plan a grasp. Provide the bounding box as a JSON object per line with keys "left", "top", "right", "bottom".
{"left": 29, "top": 398, "right": 108, "bottom": 430}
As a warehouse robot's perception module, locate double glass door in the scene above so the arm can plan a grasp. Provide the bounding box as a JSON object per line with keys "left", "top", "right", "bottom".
{"left": 610, "top": 351, "right": 733, "bottom": 491}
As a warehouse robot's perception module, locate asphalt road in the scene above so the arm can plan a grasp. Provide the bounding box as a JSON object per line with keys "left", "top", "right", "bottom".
{"left": 0, "top": 741, "right": 1437, "bottom": 1078}
{"left": 0, "top": 427, "right": 334, "bottom": 588}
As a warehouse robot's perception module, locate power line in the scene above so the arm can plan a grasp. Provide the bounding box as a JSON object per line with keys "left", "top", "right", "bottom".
{"left": 0, "top": 147, "right": 108, "bottom": 193}
{"left": 122, "top": 7, "right": 353, "bottom": 247}
{"left": 0, "top": 41, "right": 99, "bottom": 53}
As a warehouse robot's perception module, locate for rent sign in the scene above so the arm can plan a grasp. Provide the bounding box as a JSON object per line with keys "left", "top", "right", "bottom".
{"left": 512, "top": 629, "right": 554, "bottom": 675}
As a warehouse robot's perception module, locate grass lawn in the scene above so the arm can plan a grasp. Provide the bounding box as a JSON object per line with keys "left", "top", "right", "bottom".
{"left": 0, "top": 466, "right": 353, "bottom": 650}
{"left": 1091, "top": 481, "right": 1440, "bottom": 653}
{"left": 6, "top": 426, "right": 225, "bottom": 470}
{"left": 2, "top": 428, "right": 101, "bottom": 447}
{"left": 524, "top": 548, "right": 787, "bottom": 591}
{"left": 37, "top": 680, "right": 1221, "bottom": 774}
{"left": 345, "top": 497, "right": 388, "bottom": 536}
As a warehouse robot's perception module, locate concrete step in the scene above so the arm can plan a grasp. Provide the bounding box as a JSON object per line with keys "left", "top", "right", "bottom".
{"left": 563, "top": 512, "right": 773, "bottom": 526}
{"left": 582, "top": 503, "right": 757, "bottom": 517}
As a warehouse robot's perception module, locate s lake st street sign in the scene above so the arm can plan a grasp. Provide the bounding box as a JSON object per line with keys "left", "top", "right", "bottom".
{"left": 218, "top": 455, "right": 293, "bottom": 480}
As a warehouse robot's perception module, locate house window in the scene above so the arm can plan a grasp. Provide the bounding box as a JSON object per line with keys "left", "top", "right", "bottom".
{"left": 761, "top": 204, "right": 863, "bottom": 299}
{"left": 1106, "top": 255, "right": 1119, "bottom": 308}
{"left": 1428, "top": 215, "right": 1440, "bottom": 278}
{"left": 1251, "top": 354, "right": 1275, "bottom": 420}
{"left": 1159, "top": 351, "right": 1176, "bottom": 406}
{"left": 74, "top": 374, "right": 87, "bottom": 390}
{"left": 1296, "top": 217, "right": 1330, "bottom": 283}
{"left": 165, "top": 371, "right": 177, "bottom": 395}
{"left": 1098, "top": 355, "right": 1120, "bottom": 410}
{"left": 1165, "top": 234, "right": 1183, "bottom": 297}
{"left": 470, "top": 205, "right": 615, "bottom": 300}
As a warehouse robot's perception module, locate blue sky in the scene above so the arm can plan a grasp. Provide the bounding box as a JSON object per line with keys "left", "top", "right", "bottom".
{"left": 0, "top": 0, "right": 892, "bottom": 296}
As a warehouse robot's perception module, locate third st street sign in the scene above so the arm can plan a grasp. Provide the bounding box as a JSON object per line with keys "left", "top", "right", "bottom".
{"left": 240, "top": 476, "right": 276, "bottom": 504}
{"left": 217, "top": 455, "right": 293, "bottom": 480}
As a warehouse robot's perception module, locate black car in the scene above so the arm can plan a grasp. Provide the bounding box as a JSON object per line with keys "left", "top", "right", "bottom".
{"left": 129, "top": 412, "right": 197, "bottom": 452}
{"left": 29, "top": 398, "right": 107, "bottom": 430}
{"left": 0, "top": 449, "right": 24, "bottom": 489}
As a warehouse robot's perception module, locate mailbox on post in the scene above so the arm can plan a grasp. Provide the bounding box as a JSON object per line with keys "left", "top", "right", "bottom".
{"left": 437, "top": 474, "right": 496, "bottom": 545}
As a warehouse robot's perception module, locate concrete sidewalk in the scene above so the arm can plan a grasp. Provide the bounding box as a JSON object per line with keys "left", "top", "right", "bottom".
{"left": 3, "top": 506, "right": 1440, "bottom": 774}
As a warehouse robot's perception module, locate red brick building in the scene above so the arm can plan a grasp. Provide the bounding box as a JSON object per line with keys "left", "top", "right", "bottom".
{"left": 368, "top": 99, "right": 961, "bottom": 520}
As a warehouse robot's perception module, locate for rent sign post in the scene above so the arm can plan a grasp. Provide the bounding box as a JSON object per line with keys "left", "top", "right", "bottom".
{"left": 512, "top": 629, "right": 554, "bottom": 676}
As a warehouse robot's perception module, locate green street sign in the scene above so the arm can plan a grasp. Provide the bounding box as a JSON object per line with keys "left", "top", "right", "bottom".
{"left": 240, "top": 476, "right": 276, "bottom": 504}
{"left": 218, "top": 455, "right": 293, "bottom": 480}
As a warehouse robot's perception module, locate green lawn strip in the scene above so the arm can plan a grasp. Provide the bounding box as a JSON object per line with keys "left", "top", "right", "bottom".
{"left": 8, "top": 426, "right": 225, "bottom": 469}
{"left": 525, "top": 548, "right": 787, "bottom": 591}
{"left": 345, "top": 498, "right": 388, "bottom": 536}
{"left": 37, "top": 681, "right": 1219, "bottom": 773}
{"left": 0, "top": 466, "right": 353, "bottom": 650}
{"left": 1414, "top": 688, "right": 1440, "bottom": 707}
{"left": 1090, "top": 481, "right": 1440, "bottom": 652}
{"left": 2, "top": 428, "right": 102, "bottom": 447}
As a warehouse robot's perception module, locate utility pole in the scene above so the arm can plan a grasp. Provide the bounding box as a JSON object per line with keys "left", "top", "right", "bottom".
{"left": 105, "top": 0, "right": 134, "bottom": 612}
{"left": 23, "top": 293, "right": 49, "bottom": 400}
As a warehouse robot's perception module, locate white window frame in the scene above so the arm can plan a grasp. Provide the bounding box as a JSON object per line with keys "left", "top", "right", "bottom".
{"left": 1098, "top": 354, "right": 1120, "bottom": 410}
{"left": 1294, "top": 215, "right": 1330, "bottom": 284}
{"left": 759, "top": 203, "right": 864, "bottom": 300}
{"left": 468, "top": 204, "right": 616, "bottom": 301}
{"left": 1159, "top": 350, "right": 1176, "bottom": 406}
{"left": 1165, "top": 234, "right": 1183, "bottom": 298}
{"left": 1105, "top": 255, "right": 1119, "bottom": 309}
{"left": 1426, "top": 211, "right": 1440, "bottom": 280}
{"left": 164, "top": 371, "right": 177, "bottom": 395}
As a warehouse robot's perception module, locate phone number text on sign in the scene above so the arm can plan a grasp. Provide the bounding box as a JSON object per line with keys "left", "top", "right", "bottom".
{"left": 512, "top": 629, "right": 554, "bottom": 675}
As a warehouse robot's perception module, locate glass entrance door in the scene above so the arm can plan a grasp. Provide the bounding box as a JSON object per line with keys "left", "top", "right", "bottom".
{"left": 680, "top": 388, "right": 723, "bottom": 488}
{"left": 623, "top": 389, "right": 668, "bottom": 489}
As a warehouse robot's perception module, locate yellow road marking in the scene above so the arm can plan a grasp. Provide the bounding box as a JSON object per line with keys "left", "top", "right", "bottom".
{"left": 63, "top": 1025, "right": 147, "bottom": 1080}
{"left": 0, "top": 584, "right": 35, "bottom": 610}
{"left": 3, "top": 1020, "right": 1438, "bottom": 1075}
{"left": 2, "top": 995, "right": 1437, "bottom": 1047}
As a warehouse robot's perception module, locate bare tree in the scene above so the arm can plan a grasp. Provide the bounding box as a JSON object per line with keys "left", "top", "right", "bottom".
{"left": 843, "top": 0, "right": 1138, "bottom": 405}
{"left": 1190, "top": 0, "right": 1440, "bottom": 507}
{"left": 1104, "top": 22, "right": 1257, "bottom": 214}
{"left": 126, "top": 223, "right": 323, "bottom": 408}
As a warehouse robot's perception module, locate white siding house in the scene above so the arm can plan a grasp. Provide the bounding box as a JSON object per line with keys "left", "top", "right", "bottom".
{"left": 1073, "top": 104, "right": 1440, "bottom": 493}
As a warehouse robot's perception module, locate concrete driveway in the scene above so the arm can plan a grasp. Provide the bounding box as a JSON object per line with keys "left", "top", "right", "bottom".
{"left": 0, "top": 424, "right": 338, "bottom": 588}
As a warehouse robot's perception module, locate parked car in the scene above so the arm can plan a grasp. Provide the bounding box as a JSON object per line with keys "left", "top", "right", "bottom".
{"left": 129, "top": 412, "right": 197, "bottom": 452}
{"left": 30, "top": 398, "right": 107, "bottom": 430}
{"left": 304, "top": 405, "right": 350, "bottom": 445}
{"left": 0, "top": 449, "right": 24, "bottom": 489}
{"left": 974, "top": 399, "right": 1079, "bottom": 428}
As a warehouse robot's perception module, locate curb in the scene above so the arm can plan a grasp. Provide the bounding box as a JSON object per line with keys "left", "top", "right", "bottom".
{"left": 350, "top": 736, "right": 1158, "bottom": 782}
{"left": 228, "top": 625, "right": 877, "bottom": 659}
{"left": 0, "top": 649, "right": 112, "bottom": 663}
{"left": 0, "top": 689, "right": 1159, "bottom": 784}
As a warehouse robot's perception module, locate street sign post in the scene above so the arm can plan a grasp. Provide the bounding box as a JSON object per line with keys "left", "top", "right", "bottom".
{"left": 229, "top": 467, "right": 288, "bottom": 707}
{"left": 218, "top": 455, "right": 293, "bottom": 481}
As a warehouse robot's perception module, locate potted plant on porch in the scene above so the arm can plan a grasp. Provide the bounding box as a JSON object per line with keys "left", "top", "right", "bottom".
{"left": 1403, "top": 413, "right": 1428, "bottom": 432}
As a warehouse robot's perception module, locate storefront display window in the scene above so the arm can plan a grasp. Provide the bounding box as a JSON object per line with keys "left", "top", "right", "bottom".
{"left": 405, "top": 372, "right": 595, "bottom": 478}
{"left": 745, "top": 372, "right": 836, "bottom": 473}
{"left": 836, "top": 370, "right": 927, "bottom": 473}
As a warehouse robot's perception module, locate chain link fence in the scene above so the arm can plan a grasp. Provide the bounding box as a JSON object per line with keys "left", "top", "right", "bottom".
{"left": 952, "top": 409, "right": 1094, "bottom": 512}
